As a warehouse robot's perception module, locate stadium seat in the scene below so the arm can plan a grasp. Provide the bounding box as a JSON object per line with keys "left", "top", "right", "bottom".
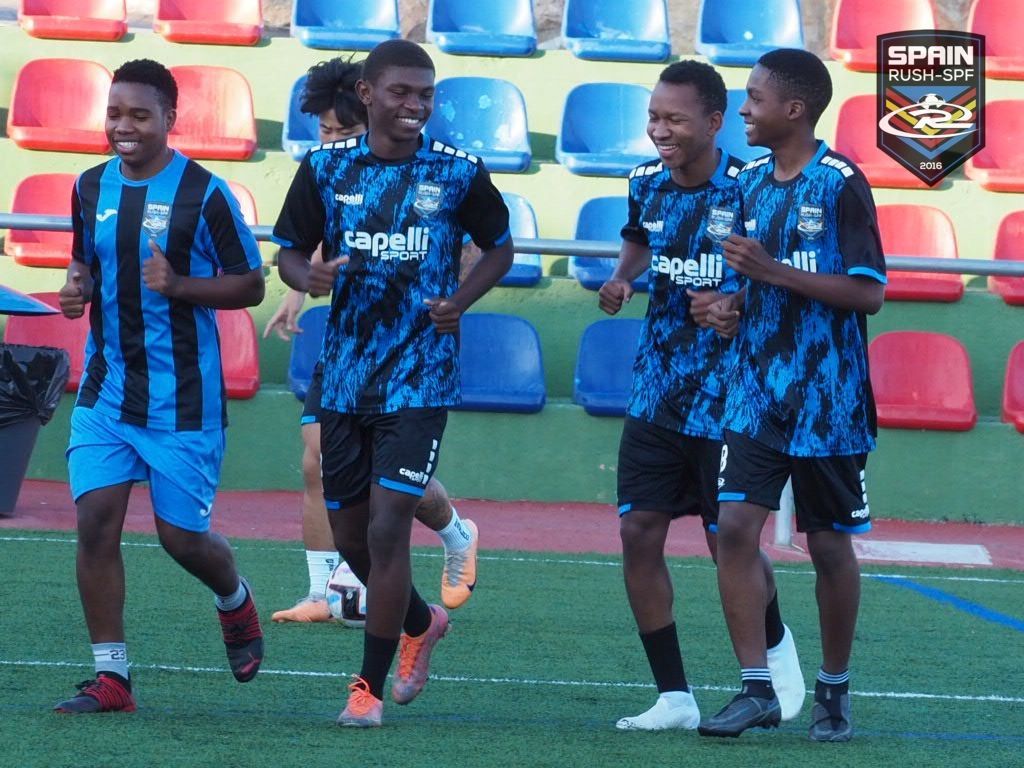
{"left": 426, "top": 77, "right": 532, "bottom": 173}
{"left": 877, "top": 204, "right": 964, "bottom": 302}
{"left": 456, "top": 313, "right": 545, "bottom": 413}
{"left": 573, "top": 318, "right": 642, "bottom": 417}
{"left": 19, "top": 0, "right": 126, "bottom": 40}
{"left": 287, "top": 305, "right": 330, "bottom": 402}
{"left": 167, "top": 66, "right": 257, "bottom": 161}
{"left": 969, "top": 0, "right": 1024, "bottom": 80}
{"left": 719, "top": 89, "right": 768, "bottom": 164}
{"left": 2, "top": 292, "right": 89, "bottom": 392}
{"left": 964, "top": 101, "right": 1024, "bottom": 192}
{"left": 6, "top": 58, "right": 111, "bottom": 153}
{"left": 497, "top": 192, "right": 542, "bottom": 288}
{"left": 426, "top": 0, "right": 536, "bottom": 57}
{"left": 217, "top": 309, "right": 259, "bottom": 399}
{"left": 830, "top": 0, "right": 935, "bottom": 71}
{"left": 696, "top": 0, "right": 804, "bottom": 67}
{"left": 556, "top": 83, "right": 654, "bottom": 177}
{"left": 282, "top": 74, "right": 318, "bottom": 160}
{"left": 5, "top": 173, "right": 76, "bottom": 268}
{"left": 154, "top": 0, "right": 263, "bottom": 46}
{"left": 869, "top": 331, "right": 977, "bottom": 431}
{"left": 562, "top": 0, "right": 670, "bottom": 62}
{"left": 1003, "top": 342, "right": 1024, "bottom": 432}
{"left": 989, "top": 211, "right": 1024, "bottom": 306}
{"left": 834, "top": 95, "right": 931, "bottom": 189}
{"left": 291, "top": 0, "right": 399, "bottom": 49}
{"left": 569, "top": 197, "right": 648, "bottom": 293}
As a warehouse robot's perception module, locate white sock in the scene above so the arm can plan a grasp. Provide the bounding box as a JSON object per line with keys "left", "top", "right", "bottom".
{"left": 215, "top": 580, "right": 248, "bottom": 612}
{"left": 93, "top": 642, "right": 129, "bottom": 681}
{"left": 436, "top": 506, "right": 472, "bottom": 553}
{"left": 307, "top": 550, "right": 339, "bottom": 598}
{"left": 659, "top": 689, "right": 693, "bottom": 705}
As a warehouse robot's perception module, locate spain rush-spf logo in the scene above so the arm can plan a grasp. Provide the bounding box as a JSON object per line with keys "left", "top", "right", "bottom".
{"left": 876, "top": 31, "right": 985, "bottom": 186}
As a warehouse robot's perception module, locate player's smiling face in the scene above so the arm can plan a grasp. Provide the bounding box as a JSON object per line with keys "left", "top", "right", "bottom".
{"left": 358, "top": 66, "right": 434, "bottom": 158}
{"left": 739, "top": 65, "right": 794, "bottom": 150}
{"left": 646, "top": 81, "right": 720, "bottom": 174}
{"left": 106, "top": 81, "right": 175, "bottom": 180}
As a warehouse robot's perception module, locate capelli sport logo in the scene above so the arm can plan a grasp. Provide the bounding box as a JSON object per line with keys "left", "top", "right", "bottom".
{"left": 876, "top": 30, "right": 985, "bottom": 186}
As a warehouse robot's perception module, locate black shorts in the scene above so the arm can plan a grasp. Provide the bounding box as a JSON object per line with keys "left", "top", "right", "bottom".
{"left": 300, "top": 363, "right": 324, "bottom": 425}
{"left": 617, "top": 417, "right": 721, "bottom": 530}
{"left": 320, "top": 407, "right": 447, "bottom": 508}
{"left": 717, "top": 429, "right": 871, "bottom": 534}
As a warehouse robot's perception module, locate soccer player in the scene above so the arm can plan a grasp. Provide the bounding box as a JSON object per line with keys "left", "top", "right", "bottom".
{"left": 697, "top": 49, "right": 886, "bottom": 741}
{"left": 53, "top": 59, "right": 266, "bottom": 714}
{"left": 599, "top": 60, "right": 804, "bottom": 732}
{"left": 273, "top": 39, "right": 513, "bottom": 727}
{"left": 266, "top": 58, "right": 479, "bottom": 624}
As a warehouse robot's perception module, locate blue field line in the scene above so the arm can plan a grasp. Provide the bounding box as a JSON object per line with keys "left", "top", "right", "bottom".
{"left": 874, "top": 575, "right": 1024, "bottom": 633}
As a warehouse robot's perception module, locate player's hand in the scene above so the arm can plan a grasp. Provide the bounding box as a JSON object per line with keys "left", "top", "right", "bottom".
{"left": 722, "top": 234, "right": 778, "bottom": 283}
{"left": 58, "top": 273, "right": 87, "bottom": 319}
{"left": 707, "top": 294, "right": 742, "bottom": 339}
{"left": 263, "top": 290, "right": 306, "bottom": 341}
{"left": 598, "top": 278, "right": 633, "bottom": 315}
{"left": 308, "top": 257, "right": 347, "bottom": 298}
{"left": 424, "top": 297, "right": 462, "bottom": 334}
{"left": 686, "top": 289, "right": 724, "bottom": 328}
{"left": 142, "top": 239, "right": 180, "bottom": 297}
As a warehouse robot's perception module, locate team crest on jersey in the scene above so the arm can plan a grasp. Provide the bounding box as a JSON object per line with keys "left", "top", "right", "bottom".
{"left": 142, "top": 202, "right": 171, "bottom": 237}
{"left": 706, "top": 207, "right": 736, "bottom": 243}
{"left": 796, "top": 205, "right": 825, "bottom": 241}
{"left": 413, "top": 182, "right": 443, "bottom": 218}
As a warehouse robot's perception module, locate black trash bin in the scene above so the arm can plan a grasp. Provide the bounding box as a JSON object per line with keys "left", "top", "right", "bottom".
{"left": 0, "top": 343, "right": 70, "bottom": 516}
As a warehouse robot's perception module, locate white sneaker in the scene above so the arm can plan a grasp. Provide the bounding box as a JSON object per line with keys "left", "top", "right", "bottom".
{"left": 767, "top": 624, "right": 806, "bottom": 721}
{"left": 615, "top": 690, "right": 701, "bottom": 731}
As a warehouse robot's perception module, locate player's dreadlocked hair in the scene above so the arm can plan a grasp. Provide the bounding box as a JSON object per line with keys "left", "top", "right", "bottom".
{"left": 112, "top": 59, "right": 178, "bottom": 111}
{"left": 756, "top": 48, "right": 833, "bottom": 125}
{"left": 300, "top": 58, "right": 367, "bottom": 128}
{"left": 361, "top": 39, "right": 434, "bottom": 84}
{"left": 658, "top": 60, "right": 727, "bottom": 116}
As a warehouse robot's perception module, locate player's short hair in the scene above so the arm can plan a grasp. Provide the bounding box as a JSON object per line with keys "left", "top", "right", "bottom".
{"left": 658, "top": 60, "right": 727, "bottom": 116}
{"left": 756, "top": 48, "right": 832, "bottom": 125}
{"left": 301, "top": 58, "right": 367, "bottom": 127}
{"left": 361, "top": 39, "right": 434, "bottom": 84}
{"left": 111, "top": 59, "right": 178, "bottom": 111}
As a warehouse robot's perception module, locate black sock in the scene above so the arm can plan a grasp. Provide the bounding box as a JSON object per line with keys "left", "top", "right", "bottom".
{"left": 640, "top": 623, "right": 688, "bottom": 693}
{"left": 764, "top": 591, "right": 785, "bottom": 649}
{"left": 402, "top": 586, "right": 432, "bottom": 637}
{"left": 360, "top": 632, "right": 400, "bottom": 700}
{"left": 98, "top": 670, "right": 131, "bottom": 691}
{"left": 740, "top": 668, "right": 774, "bottom": 699}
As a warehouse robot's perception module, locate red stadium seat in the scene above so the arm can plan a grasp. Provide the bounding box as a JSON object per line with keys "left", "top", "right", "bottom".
{"left": 876, "top": 204, "right": 963, "bottom": 302}
{"left": 167, "top": 66, "right": 257, "bottom": 161}
{"left": 2, "top": 292, "right": 89, "bottom": 392}
{"left": 217, "top": 309, "right": 259, "bottom": 399}
{"left": 834, "top": 96, "right": 931, "bottom": 189}
{"left": 988, "top": 211, "right": 1024, "bottom": 306}
{"left": 830, "top": 0, "right": 934, "bottom": 71}
{"left": 969, "top": 0, "right": 1024, "bottom": 80}
{"left": 154, "top": 0, "right": 262, "bottom": 46}
{"left": 19, "top": 0, "right": 126, "bottom": 41}
{"left": 964, "top": 101, "right": 1024, "bottom": 192}
{"left": 6, "top": 58, "right": 111, "bottom": 153}
{"left": 869, "top": 331, "right": 977, "bottom": 431}
{"left": 1003, "top": 342, "right": 1024, "bottom": 432}
{"left": 226, "top": 181, "right": 258, "bottom": 225}
{"left": 5, "top": 174, "right": 76, "bottom": 268}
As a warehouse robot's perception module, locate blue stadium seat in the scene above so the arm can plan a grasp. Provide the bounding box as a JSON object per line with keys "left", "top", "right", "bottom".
{"left": 291, "top": 0, "right": 399, "bottom": 49}
{"left": 456, "top": 313, "right": 545, "bottom": 413}
{"left": 287, "top": 305, "right": 330, "bottom": 402}
{"left": 427, "top": 0, "right": 536, "bottom": 57}
{"left": 556, "top": 83, "right": 654, "bottom": 177}
{"left": 426, "top": 77, "right": 532, "bottom": 173}
{"left": 562, "top": 0, "right": 670, "bottom": 62}
{"left": 282, "top": 74, "right": 319, "bottom": 160}
{"left": 574, "top": 318, "right": 642, "bottom": 416}
{"left": 569, "top": 197, "right": 648, "bottom": 293}
{"left": 499, "top": 192, "right": 542, "bottom": 287}
{"left": 696, "top": 0, "right": 804, "bottom": 67}
{"left": 718, "top": 89, "right": 769, "bottom": 164}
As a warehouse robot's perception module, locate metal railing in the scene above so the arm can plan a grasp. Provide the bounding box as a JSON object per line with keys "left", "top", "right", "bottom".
{"left": 2, "top": 212, "right": 1023, "bottom": 276}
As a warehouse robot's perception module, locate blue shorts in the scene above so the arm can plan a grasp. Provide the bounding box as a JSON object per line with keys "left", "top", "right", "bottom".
{"left": 67, "top": 406, "right": 225, "bottom": 533}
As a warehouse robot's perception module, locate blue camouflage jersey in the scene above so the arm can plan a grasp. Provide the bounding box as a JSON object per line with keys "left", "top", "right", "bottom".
{"left": 71, "top": 150, "right": 263, "bottom": 431}
{"left": 273, "top": 133, "right": 510, "bottom": 414}
{"left": 724, "top": 141, "right": 887, "bottom": 456}
{"left": 621, "top": 150, "right": 745, "bottom": 439}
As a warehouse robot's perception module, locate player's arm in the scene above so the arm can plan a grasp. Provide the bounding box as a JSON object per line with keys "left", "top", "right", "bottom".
{"left": 59, "top": 181, "right": 94, "bottom": 318}
{"left": 598, "top": 240, "right": 649, "bottom": 315}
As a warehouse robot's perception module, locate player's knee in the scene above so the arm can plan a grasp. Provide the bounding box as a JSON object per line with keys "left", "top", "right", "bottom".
{"left": 807, "top": 531, "right": 856, "bottom": 574}
{"left": 619, "top": 513, "right": 658, "bottom": 555}
{"left": 714, "top": 509, "right": 760, "bottom": 551}
{"left": 366, "top": 515, "right": 408, "bottom": 561}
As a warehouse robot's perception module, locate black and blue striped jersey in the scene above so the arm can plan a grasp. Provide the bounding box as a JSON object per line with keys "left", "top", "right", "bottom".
{"left": 273, "top": 133, "right": 511, "bottom": 415}
{"left": 723, "top": 141, "right": 887, "bottom": 457}
{"left": 620, "top": 150, "right": 745, "bottom": 439}
{"left": 71, "top": 150, "right": 263, "bottom": 431}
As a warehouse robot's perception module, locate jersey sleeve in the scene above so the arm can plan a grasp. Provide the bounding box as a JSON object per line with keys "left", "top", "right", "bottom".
{"left": 202, "top": 179, "right": 263, "bottom": 274}
{"left": 71, "top": 178, "right": 91, "bottom": 265}
{"left": 620, "top": 178, "right": 647, "bottom": 246}
{"left": 837, "top": 177, "right": 887, "bottom": 284}
{"left": 455, "top": 164, "right": 511, "bottom": 251}
{"left": 272, "top": 154, "right": 327, "bottom": 255}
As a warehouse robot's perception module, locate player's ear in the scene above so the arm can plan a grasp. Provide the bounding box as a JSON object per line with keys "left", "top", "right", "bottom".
{"left": 707, "top": 109, "right": 723, "bottom": 136}
{"left": 164, "top": 107, "right": 177, "bottom": 133}
{"left": 787, "top": 98, "right": 805, "bottom": 123}
{"left": 355, "top": 79, "right": 372, "bottom": 107}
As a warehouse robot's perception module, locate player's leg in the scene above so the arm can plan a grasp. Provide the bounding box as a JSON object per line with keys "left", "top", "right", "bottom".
{"left": 415, "top": 478, "right": 478, "bottom": 609}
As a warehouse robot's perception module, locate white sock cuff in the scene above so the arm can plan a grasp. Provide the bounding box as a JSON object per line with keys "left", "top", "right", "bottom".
{"left": 92, "top": 642, "right": 129, "bottom": 679}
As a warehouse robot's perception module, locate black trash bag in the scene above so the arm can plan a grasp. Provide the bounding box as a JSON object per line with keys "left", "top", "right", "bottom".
{"left": 0, "top": 343, "right": 71, "bottom": 428}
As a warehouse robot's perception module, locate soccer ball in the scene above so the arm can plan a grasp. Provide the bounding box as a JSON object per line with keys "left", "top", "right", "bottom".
{"left": 326, "top": 561, "right": 367, "bottom": 628}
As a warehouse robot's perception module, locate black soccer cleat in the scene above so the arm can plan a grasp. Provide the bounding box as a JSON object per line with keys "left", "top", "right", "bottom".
{"left": 217, "top": 579, "right": 264, "bottom": 683}
{"left": 809, "top": 686, "right": 853, "bottom": 742}
{"left": 697, "top": 693, "right": 782, "bottom": 738}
